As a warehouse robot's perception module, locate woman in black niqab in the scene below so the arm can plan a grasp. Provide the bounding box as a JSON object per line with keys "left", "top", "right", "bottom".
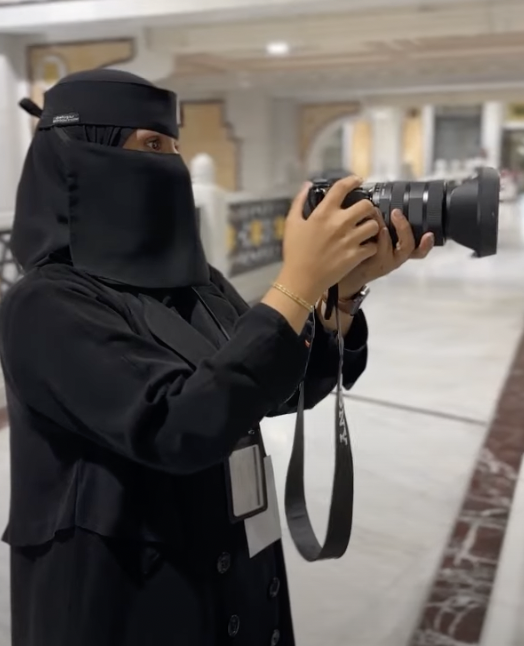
{"left": 0, "top": 69, "right": 370, "bottom": 646}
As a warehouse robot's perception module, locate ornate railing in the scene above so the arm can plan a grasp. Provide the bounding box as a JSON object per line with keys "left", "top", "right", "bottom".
{"left": 227, "top": 198, "right": 290, "bottom": 277}
{"left": 0, "top": 231, "right": 22, "bottom": 298}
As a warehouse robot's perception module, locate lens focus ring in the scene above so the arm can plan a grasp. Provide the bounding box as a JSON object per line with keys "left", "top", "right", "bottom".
{"left": 425, "top": 181, "right": 446, "bottom": 245}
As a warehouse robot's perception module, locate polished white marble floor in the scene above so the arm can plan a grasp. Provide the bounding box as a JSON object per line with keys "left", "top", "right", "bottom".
{"left": 265, "top": 401, "right": 488, "bottom": 646}
{"left": 480, "top": 456, "right": 524, "bottom": 646}
{"left": 0, "top": 201, "right": 523, "bottom": 645}
{"left": 262, "top": 200, "right": 524, "bottom": 646}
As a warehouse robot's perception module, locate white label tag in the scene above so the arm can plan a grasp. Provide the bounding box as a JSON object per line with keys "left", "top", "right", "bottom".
{"left": 244, "top": 457, "right": 282, "bottom": 558}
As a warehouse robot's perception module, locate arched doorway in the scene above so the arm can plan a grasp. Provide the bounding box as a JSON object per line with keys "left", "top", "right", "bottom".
{"left": 304, "top": 113, "right": 373, "bottom": 180}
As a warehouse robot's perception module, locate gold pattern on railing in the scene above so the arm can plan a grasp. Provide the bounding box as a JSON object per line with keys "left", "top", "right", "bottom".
{"left": 227, "top": 224, "right": 237, "bottom": 253}
{"left": 227, "top": 199, "right": 291, "bottom": 277}
{"left": 249, "top": 220, "right": 264, "bottom": 247}
{"left": 273, "top": 216, "right": 286, "bottom": 242}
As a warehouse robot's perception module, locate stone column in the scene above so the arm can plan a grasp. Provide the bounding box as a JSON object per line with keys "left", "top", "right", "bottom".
{"left": 225, "top": 89, "right": 275, "bottom": 195}
{"left": 370, "top": 106, "right": 403, "bottom": 180}
{"left": 481, "top": 101, "right": 503, "bottom": 169}
{"left": 421, "top": 105, "right": 436, "bottom": 176}
{"left": 0, "top": 35, "right": 30, "bottom": 229}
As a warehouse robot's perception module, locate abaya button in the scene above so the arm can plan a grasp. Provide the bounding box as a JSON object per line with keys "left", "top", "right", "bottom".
{"left": 228, "top": 615, "right": 240, "bottom": 637}
{"left": 268, "top": 577, "right": 280, "bottom": 598}
{"left": 217, "top": 552, "right": 231, "bottom": 574}
{"left": 270, "top": 629, "right": 281, "bottom": 645}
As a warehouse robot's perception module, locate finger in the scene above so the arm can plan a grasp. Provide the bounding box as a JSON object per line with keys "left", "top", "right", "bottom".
{"left": 377, "top": 226, "right": 392, "bottom": 256}
{"left": 368, "top": 210, "right": 391, "bottom": 257}
{"left": 288, "top": 182, "right": 312, "bottom": 221}
{"left": 391, "top": 210, "right": 415, "bottom": 261}
{"left": 352, "top": 219, "right": 380, "bottom": 244}
{"left": 319, "top": 175, "right": 363, "bottom": 211}
{"left": 410, "top": 232, "right": 435, "bottom": 259}
{"left": 371, "top": 207, "right": 387, "bottom": 229}
{"left": 355, "top": 241, "right": 378, "bottom": 262}
{"left": 342, "top": 198, "right": 377, "bottom": 225}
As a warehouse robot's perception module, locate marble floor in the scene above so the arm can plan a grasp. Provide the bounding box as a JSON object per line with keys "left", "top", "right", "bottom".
{"left": 0, "top": 200, "right": 524, "bottom": 645}
{"left": 262, "top": 200, "right": 524, "bottom": 646}
{"left": 480, "top": 455, "right": 524, "bottom": 646}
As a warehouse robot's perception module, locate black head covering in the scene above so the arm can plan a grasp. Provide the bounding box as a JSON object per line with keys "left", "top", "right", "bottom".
{"left": 12, "top": 69, "right": 208, "bottom": 289}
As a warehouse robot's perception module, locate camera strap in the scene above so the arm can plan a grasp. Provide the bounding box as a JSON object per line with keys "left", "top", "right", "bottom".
{"left": 284, "top": 307, "right": 354, "bottom": 561}
{"left": 196, "top": 285, "right": 355, "bottom": 560}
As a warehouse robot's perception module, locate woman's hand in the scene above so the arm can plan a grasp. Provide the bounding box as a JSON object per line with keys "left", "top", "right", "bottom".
{"left": 277, "top": 176, "right": 380, "bottom": 305}
{"left": 337, "top": 208, "right": 434, "bottom": 299}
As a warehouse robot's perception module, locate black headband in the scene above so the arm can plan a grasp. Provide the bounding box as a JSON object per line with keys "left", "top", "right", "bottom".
{"left": 38, "top": 79, "right": 179, "bottom": 139}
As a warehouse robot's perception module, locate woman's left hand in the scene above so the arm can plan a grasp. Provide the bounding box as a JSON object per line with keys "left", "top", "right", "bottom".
{"left": 338, "top": 208, "right": 435, "bottom": 299}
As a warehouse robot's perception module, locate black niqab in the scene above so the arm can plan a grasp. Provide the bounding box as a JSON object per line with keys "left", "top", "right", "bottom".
{"left": 11, "top": 69, "right": 209, "bottom": 289}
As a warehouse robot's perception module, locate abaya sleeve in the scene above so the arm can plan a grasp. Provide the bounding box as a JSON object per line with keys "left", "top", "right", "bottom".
{"left": 0, "top": 273, "right": 311, "bottom": 476}
{"left": 208, "top": 266, "right": 368, "bottom": 415}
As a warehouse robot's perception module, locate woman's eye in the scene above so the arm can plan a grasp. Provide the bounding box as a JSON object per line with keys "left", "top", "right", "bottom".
{"left": 146, "top": 138, "right": 161, "bottom": 152}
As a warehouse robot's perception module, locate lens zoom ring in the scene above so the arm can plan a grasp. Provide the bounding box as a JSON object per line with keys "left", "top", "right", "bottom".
{"left": 390, "top": 182, "right": 407, "bottom": 216}
{"left": 425, "top": 182, "right": 445, "bottom": 245}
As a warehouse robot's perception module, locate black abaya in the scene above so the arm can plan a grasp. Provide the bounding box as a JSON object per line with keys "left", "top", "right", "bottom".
{"left": 2, "top": 260, "right": 368, "bottom": 646}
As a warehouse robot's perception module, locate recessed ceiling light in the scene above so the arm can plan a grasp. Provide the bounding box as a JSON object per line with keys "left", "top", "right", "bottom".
{"left": 266, "top": 41, "right": 290, "bottom": 57}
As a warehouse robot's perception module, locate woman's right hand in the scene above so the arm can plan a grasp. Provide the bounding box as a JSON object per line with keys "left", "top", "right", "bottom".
{"left": 277, "top": 176, "right": 380, "bottom": 305}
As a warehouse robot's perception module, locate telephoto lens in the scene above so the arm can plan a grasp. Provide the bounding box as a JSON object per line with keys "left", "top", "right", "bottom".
{"left": 303, "top": 167, "right": 500, "bottom": 257}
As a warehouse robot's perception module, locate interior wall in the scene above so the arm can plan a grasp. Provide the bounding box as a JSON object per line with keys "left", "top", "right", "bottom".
{"left": 27, "top": 40, "right": 134, "bottom": 112}
{"left": 506, "top": 103, "right": 524, "bottom": 122}
{"left": 225, "top": 89, "right": 273, "bottom": 195}
{"left": 270, "top": 97, "right": 300, "bottom": 188}
{"left": 0, "top": 35, "right": 30, "bottom": 229}
{"left": 305, "top": 117, "right": 348, "bottom": 177}
{"left": 481, "top": 102, "right": 503, "bottom": 168}
{"left": 371, "top": 107, "right": 403, "bottom": 178}
{"left": 321, "top": 125, "right": 344, "bottom": 170}
{"left": 299, "top": 102, "right": 361, "bottom": 161}
{"left": 179, "top": 101, "right": 239, "bottom": 192}
{"left": 402, "top": 109, "right": 424, "bottom": 177}
{"left": 350, "top": 119, "right": 372, "bottom": 178}
{"left": 433, "top": 105, "right": 483, "bottom": 164}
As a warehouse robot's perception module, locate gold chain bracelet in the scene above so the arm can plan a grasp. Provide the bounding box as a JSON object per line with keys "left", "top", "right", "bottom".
{"left": 272, "top": 282, "right": 315, "bottom": 313}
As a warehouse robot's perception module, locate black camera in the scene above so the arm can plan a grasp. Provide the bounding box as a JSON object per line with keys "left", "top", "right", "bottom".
{"left": 303, "top": 167, "right": 500, "bottom": 257}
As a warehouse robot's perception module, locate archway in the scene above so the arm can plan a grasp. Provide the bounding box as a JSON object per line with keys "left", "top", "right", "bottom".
{"left": 28, "top": 40, "right": 134, "bottom": 110}
{"left": 304, "top": 112, "right": 373, "bottom": 180}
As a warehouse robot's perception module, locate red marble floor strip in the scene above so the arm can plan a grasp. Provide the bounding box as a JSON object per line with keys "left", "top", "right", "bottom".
{"left": 409, "top": 331, "right": 524, "bottom": 646}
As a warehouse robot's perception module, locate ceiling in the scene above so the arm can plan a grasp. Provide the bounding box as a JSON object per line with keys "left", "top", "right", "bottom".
{"left": 147, "top": 0, "right": 524, "bottom": 98}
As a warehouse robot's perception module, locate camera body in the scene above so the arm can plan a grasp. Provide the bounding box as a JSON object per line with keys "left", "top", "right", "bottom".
{"left": 304, "top": 180, "right": 369, "bottom": 215}
{"left": 304, "top": 180, "right": 386, "bottom": 242}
